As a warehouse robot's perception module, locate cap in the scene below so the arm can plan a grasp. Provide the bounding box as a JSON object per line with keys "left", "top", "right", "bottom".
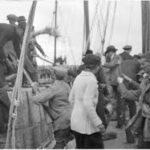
{"left": 123, "top": 45, "right": 132, "bottom": 51}
{"left": 104, "top": 45, "right": 117, "bottom": 56}
{"left": 7, "top": 14, "right": 18, "bottom": 21}
{"left": 82, "top": 54, "right": 100, "bottom": 68}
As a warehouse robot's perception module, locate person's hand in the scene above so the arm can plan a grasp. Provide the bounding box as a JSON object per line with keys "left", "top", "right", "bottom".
{"left": 117, "top": 77, "right": 124, "bottom": 83}
{"left": 97, "top": 124, "right": 105, "bottom": 134}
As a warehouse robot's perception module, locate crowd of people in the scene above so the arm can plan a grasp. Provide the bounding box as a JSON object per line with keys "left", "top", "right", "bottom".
{"left": 31, "top": 44, "right": 150, "bottom": 149}
{"left": 0, "top": 14, "right": 150, "bottom": 149}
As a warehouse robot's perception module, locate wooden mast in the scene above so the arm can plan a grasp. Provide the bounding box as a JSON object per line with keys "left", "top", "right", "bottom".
{"left": 84, "top": 0, "right": 90, "bottom": 53}
{"left": 5, "top": 1, "right": 37, "bottom": 148}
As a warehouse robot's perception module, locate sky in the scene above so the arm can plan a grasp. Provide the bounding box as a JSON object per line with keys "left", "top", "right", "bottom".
{"left": 0, "top": 0, "right": 142, "bottom": 65}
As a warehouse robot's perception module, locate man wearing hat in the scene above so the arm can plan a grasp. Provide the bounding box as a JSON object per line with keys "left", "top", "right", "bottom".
{"left": 103, "top": 45, "right": 121, "bottom": 86}
{"left": 7, "top": 14, "right": 18, "bottom": 26}
{"left": 32, "top": 66, "right": 73, "bottom": 149}
{"left": 120, "top": 45, "right": 133, "bottom": 61}
{"left": 103, "top": 45, "right": 124, "bottom": 128}
{"left": 4, "top": 14, "right": 19, "bottom": 75}
{"left": 69, "top": 54, "right": 105, "bottom": 149}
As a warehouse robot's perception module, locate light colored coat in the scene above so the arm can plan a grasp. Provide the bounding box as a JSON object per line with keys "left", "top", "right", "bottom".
{"left": 103, "top": 54, "right": 121, "bottom": 86}
{"left": 32, "top": 80, "right": 71, "bottom": 131}
{"left": 69, "top": 71, "right": 102, "bottom": 135}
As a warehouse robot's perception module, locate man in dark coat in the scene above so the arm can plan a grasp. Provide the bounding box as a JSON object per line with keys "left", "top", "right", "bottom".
{"left": 120, "top": 56, "right": 141, "bottom": 126}
{"left": 120, "top": 45, "right": 133, "bottom": 61}
{"left": 0, "top": 23, "right": 21, "bottom": 61}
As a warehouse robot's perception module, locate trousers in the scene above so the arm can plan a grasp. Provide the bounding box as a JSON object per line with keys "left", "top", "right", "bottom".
{"left": 72, "top": 131, "right": 104, "bottom": 149}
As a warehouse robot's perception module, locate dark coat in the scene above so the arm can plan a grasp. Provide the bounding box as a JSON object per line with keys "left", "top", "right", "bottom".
{"left": 0, "top": 23, "right": 21, "bottom": 60}
{"left": 120, "top": 59, "right": 141, "bottom": 82}
{"left": 96, "top": 67, "right": 108, "bottom": 128}
{"left": 120, "top": 51, "right": 133, "bottom": 61}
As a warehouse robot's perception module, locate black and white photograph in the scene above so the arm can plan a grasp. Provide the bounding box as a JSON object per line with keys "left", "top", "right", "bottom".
{"left": 0, "top": 0, "right": 150, "bottom": 149}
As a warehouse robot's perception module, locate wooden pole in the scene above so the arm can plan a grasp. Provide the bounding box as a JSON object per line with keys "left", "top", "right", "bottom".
{"left": 84, "top": 0, "right": 90, "bottom": 52}
{"left": 5, "top": 1, "right": 37, "bottom": 148}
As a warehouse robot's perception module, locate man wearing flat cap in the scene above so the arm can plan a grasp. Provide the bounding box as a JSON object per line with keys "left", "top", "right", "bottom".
{"left": 69, "top": 54, "right": 105, "bottom": 148}
{"left": 7, "top": 14, "right": 18, "bottom": 26}
{"left": 120, "top": 45, "right": 133, "bottom": 61}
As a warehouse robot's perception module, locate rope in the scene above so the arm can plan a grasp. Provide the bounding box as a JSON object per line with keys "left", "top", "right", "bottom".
{"left": 101, "top": 1, "right": 111, "bottom": 55}
{"left": 125, "top": 2, "right": 134, "bottom": 44}
{"left": 108, "top": 1, "right": 117, "bottom": 45}
{"left": 57, "top": 3, "right": 77, "bottom": 65}
{"left": 5, "top": 1, "right": 37, "bottom": 148}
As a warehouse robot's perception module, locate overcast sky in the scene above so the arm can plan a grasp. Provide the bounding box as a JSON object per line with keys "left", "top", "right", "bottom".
{"left": 0, "top": 0, "right": 142, "bottom": 65}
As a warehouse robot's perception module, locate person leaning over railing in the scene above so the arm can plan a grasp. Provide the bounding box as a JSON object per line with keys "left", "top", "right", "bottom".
{"left": 31, "top": 66, "right": 73, "bottom": 149}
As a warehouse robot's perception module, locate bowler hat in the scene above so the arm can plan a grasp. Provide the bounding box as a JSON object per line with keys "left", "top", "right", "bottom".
{"left": 104, "top": 45, "right": 117, "bottom": 56}
{"left": 82, "top": 54, "right": 100, "bottom": 67}
{"left": 123, "top": 45, "right": 132, "bottom": 51}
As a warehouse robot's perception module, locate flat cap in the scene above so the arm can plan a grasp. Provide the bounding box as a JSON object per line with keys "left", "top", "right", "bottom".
{"left": 105, "top": 45, "right": 117, "bottom": 56}
{"left": 7, "top": 14, "right": 18, "bottom": 21}
{"left": 82, "top": 54, "right": 100, "bottom": 67}
{"left": 123, "top": 45, "right": 132, "bottom": 50}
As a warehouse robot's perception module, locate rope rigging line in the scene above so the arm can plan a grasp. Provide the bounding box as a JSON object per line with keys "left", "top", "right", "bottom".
{"left": 125, "top": 2, "right": 134, "bottom": 44}
{"left": 101, "top": 1, "right": 111, "bottom": 55}
{"left": 108, "top": 1, "right": 117, "bottom": 45}
{"left": 57, "top": 3, "right": 77, "bottom": 65}
{"left": 5, "top": 1, "right": 37, "bottom": 148}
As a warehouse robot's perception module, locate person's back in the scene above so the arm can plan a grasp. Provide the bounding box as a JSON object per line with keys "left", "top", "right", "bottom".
{"left": 120, "top": 51, "right": 133, "bottom": 61}
{"left": 0, "top": 23, "right": 21, "bottom": 59}
{"left": 48, "top": 80, "right": 71, "bottom": 120}
{"left": 121, "top": 59, "right": 140, "bottom": 82}
{"left": 70, "top": 71, "right": 100, "bottom": 134}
